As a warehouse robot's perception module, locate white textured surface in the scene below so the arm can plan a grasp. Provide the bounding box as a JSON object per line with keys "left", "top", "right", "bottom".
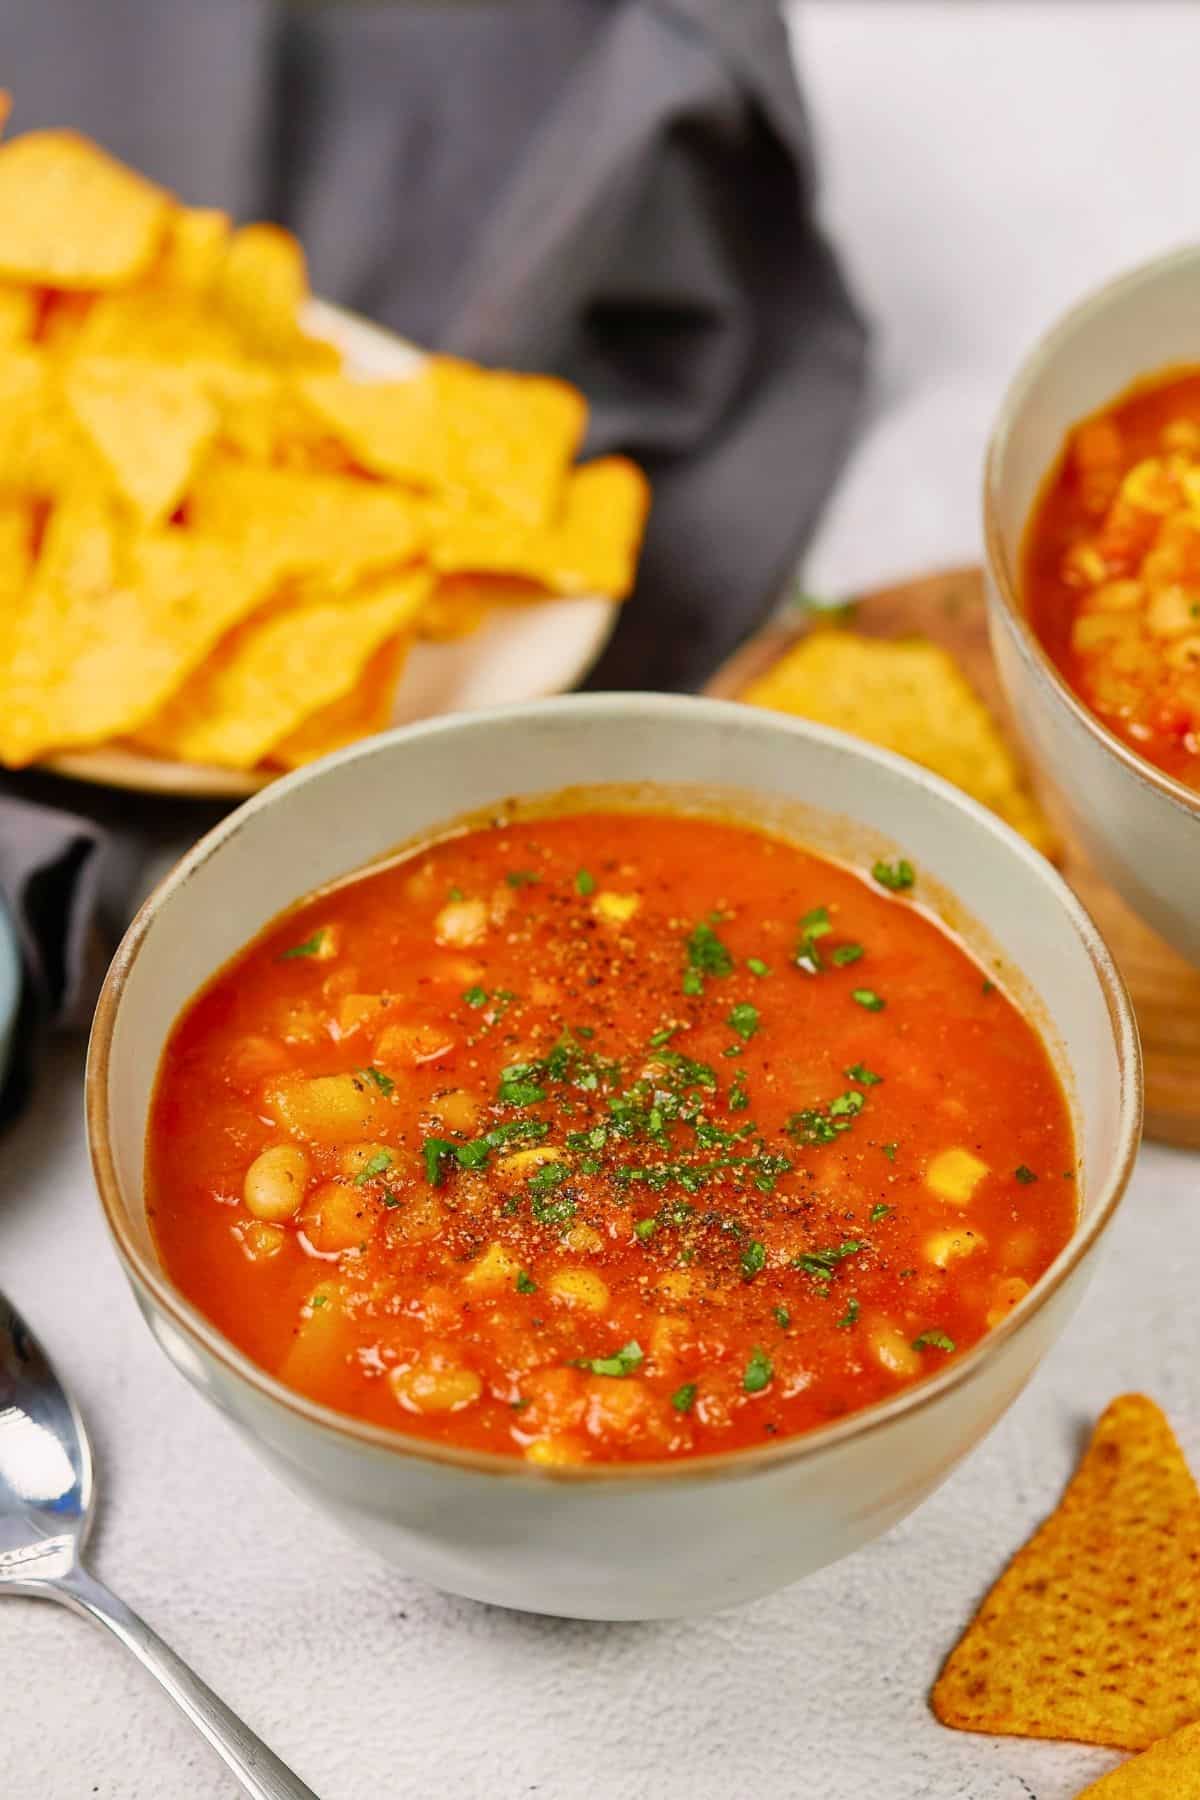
{"left": 3, "top": 6, "right": 1199, "bottom": 1795}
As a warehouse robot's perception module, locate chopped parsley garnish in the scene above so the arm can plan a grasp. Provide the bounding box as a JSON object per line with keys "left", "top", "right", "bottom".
{"left": 795, "top": 1240, "right": 863, "bottom": 1279}
{"left": 574, "top": 869, "right": 596, "bottom": 896}
{"left": 836, "top": 1297, "right": 860, "bottom": 1330}
{"left": 515, "top": 1271, "right": 537, "bottom": 1294}
{"left": 852, "top": 988, "right": 885, "bottom": 1012}
{"left": 831, "top": 943, "right": 864, "bottom": 967}
{"left": 913, "top": 1329, "right": 956, "bottom": 1353}
{"left": 743, "top": 1347, "right": 773, "bottom": 1393}
{"left": 462, "top": 984, "right": 488, "bottom": 1009}
{"left": 310, "top": 1294, "right": 329, "bottom": 1309}
{"left": 872, "top": 858, "right": 915, "bottom": 892}
{"left": 1015, "top": 1165, "right": 1037, "bottom": 1184}
{"left": 634, "top": 1217, "right": 657, "bottom": 1241}
{"left": 671, "top": 1382, "right": 697, "bottom": 1414}
{"left": 528, "top": 1161, "right": 569, "bottom": 1194}
{"left": 361, "top": 1065, "right": 394, "bottom": 1096}
{"left": 497, "top": 1061, "right": 548, "bottom": 1106}
{"left": 727, "top": 1002, "right": 760, "bottom": 1042}
{"left": 846, "top": 1063, "right": 882, "bottom": 1085}
{"left": 422, "top": 1138, "right": 455, "bottom": 1186}
{"left": 740, "top": 1239, "right": 766, "bottom": 1281}
{"left": 447, "top": 885, "right": 464, "bottom": 902}
{"left": 729, "top": 1071, "right": 749, "bottom": 1112}
{"left": 746, "top": 957, "right": 771, "bottom": 978}
{"left": 279, "top": 929, "right": 327, "bottom": 960}
{"left": 982, "top": 979, "right": 996, "bottom": 996}
{"left": 794, "top": 905, "right": 832, "bottom": 973}
{"left": 787, "top": 1090, "right": 865, "bottom": 1145}
{"left": 881, "top": 1142, "right": 898, "bottom": 1161}
{"left": 383, "top": 1191, "right": 402, "bottom": 1209}
{"left": 870, "top": 1202, "right": 890, "bottom": 1222}
{"left": 353, "top": 1150, "right": 394, "bottom": 1186}
{"left": 648, "top": 1024, "right": 678, "bottom": 1048}
{"left": 582, "top": 1339, "right": 644, "bottom": 1378}
{"left": 453, "top": 1139, "right": 491, "bottom": 1170}
{"left": 506, "top": 869, "right": 540, "bottom": 888}
{"left": 773, "top": 1305, "right": 791, "bottom": 1329}
{"left": 683, "top": 920, "right": 734, "bottom": 995}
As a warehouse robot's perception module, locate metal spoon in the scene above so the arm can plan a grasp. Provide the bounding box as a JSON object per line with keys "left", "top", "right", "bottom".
{"left": 0, "top": 1292, "right": 319, "bottom": 1799}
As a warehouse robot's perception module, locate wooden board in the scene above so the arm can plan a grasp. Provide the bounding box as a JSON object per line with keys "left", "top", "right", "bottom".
{"left": 707, "top": 564, "right": 1200, "bottom": 1149}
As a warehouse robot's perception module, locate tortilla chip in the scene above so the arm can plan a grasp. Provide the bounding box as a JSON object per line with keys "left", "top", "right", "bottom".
{"left": 0, "top": 348, "right": 105, "bottom": 496}
{"left": 0, "top": 282, "right": 38, "bottom": 345}
{"left": 187, "top": 456, "right": 426, "bottom": 583}
{"left": 417, "top": 573, "right": 549, "bottom": 640}
{"left": 743, "top": 630, "right": 1054, "bottom": 853}
{"left": 136, "top": 570, "right": 431, "bottom": 768}
{"left": 215, "top": 223, "right": 315, "bottom": 361}
{"left": 431, "top": 456, "right": 649, "bottom": 599}
{"left": 153, "top": 206, "right": 230, "bottom": 294}
{"left": 64, "top": 357, "right": 218, "bottom": 524}
{"left": 931, "top": 1395, "right": 1200, "bottom": 1750}
{"left": 0, "top": 499, "right": 285, "bottom": 765}
{"left": 267, "top": 636, "right": 408, "bottom": 767}
{"left": 298, "top": 356, "right": 587, "bottom": 523}
{"left": 37, "top": 291, "right": 93, "bottom": 354}
{"left": 0, "top": 131, "right": 169, "bottom": 288}
{"left": 73, "top": 289, "right": 246, "bottom": 363}
{"left": 1076, "top": 1721, "right": 1200, "bottom": 1795}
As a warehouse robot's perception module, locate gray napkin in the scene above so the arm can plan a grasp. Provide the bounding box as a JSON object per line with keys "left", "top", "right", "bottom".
{"left": 1, "top": 0, "right": 868, "bottom": 689}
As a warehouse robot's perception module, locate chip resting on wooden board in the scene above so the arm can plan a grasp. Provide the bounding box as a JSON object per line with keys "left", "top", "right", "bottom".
{"left": 0, "top": 131, "right": 169, "bottom": 288}
{"left": 63, "top": 357, "right": 218, "bottom": 524}
{"left": 1074, "top": 1720, "right": 1200, "bottom": 1795}
{"left": 0, "top": 501, "right": 286, "bottom": 765}
{"left": 931, "top": 1395, "right": 1200, "bottom": 1750}
{"left": 135, "top": 571, "right": 431, "bottom": 769}
{"left": 431, "top": 457, "right": 650, "bottom": 600}
{"left": 298, "top": 358, "right": 588, "bottom": 523}
{"left": 743, "top": 631, "right": 1054, "bottom": 852}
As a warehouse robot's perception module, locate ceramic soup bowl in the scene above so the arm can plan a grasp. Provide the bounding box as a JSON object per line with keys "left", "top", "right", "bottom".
{"left": 87, "top": 695, "right": 1140, "bottom": 1620}
{"left": 984, "top": 244, "right": 1200, "bottom": 962}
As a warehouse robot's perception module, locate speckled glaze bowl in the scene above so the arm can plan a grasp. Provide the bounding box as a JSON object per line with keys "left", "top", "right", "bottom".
{"left": 86, "top": 696, "right": 1141, "bottom": 1620}
{"left": 984, "top": 245, "right": 1200, "bottom": 962}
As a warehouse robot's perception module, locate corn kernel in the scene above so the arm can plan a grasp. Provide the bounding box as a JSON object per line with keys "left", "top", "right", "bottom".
{"left": 924, "top": 1226, "right": 986, "bottom": 1269}
{"left": 548, "top": 1268, "right": 610, "bottom": 1313}
{"left": 925, "top": 1147, "right": 989, "bottom": 1205}
{"left": 868, "top": 1324, "right": 921, "bottom": 1378}
{"left": 591, "top": 890, "right": 640, "bottom": 924}
{"left": 524, "top": 1435, "right": 586, "bottom": 1467}
{"left": 434, "top": 897, "right": 488, "bottom": 947}
{"left": 563, "top": 1222, "right": 604, "bottom": 1254}
{"left": 389, "top": 1362, "right": 483, "bottom": 1414}
{"left": 493, "top": 1145, "right": 568, "bottom": 1187}
{"left": 987, "top": 1276, "right": 1032, "bottom": 1330}
{"left": 464, "top": 1240, "right": 522, "bottom": 1293}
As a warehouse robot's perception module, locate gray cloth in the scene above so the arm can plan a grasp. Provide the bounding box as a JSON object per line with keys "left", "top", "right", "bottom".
{"left": 1, "top": 0, "right": 868, "bottom": 689}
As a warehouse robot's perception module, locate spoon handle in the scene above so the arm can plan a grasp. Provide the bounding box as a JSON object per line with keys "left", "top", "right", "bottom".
{"left": 53, "top": 1565, "right": 319, "bottom": 1799}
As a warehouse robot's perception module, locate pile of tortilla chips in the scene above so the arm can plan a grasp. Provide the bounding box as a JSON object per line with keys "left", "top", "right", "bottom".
{"left": 933, "top": 1394, "right": 1200, "bottom": 1795}
{"left": 0, "top": 113, "right": 650, "bottom": 773}
{"left": 742, "top": 627, "right": 1054, "bottom": 853}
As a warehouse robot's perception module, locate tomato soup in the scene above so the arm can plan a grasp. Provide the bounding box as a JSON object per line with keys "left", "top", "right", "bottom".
{"left": 1025, "top": 367, "right": 1200, "bottom": 789}
{"left": 148, "top": 810, "right": 1076, "bottom": 1465}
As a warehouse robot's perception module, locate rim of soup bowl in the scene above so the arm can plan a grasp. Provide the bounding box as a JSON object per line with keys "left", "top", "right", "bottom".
{"left": 86, "top": 695, "right": 1143, "bottom": 1487}
{"left": 983, "top": 242, "right": 1200, "bottom": 824}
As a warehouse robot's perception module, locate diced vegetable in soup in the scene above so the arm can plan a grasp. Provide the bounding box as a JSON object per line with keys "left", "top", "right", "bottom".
{"left": 147, "top": 811, "right": 1076, "bottom": 1464}
{"left": 1025, "top": 367, "right": 1200, "bottom": 788}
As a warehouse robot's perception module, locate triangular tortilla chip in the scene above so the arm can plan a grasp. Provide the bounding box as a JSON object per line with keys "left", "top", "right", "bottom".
{"left": 64, "top": 357, "right": 218, "bottom": 524}
{"left": 134, "top": 570, "right": 430, "bottom": 769}
{"left": 0, "top": 500, "right": 285, "bottom": 765}
{"left": 0, "top": 282, "right": 37, "bottom": 345}
{"left": 932, "top": 1395, "right": 1200, "bottom": 1750}
{"left": 298, "top": 356, "right": 586, "bottom": 523}
{"left": 152, "top": 206, "right": 230, "bottom": 295}
{"left": 430, "top": 456, "right": 649, "bottom": 599}
{"left": 0, "top": 130, "right": 169, "bottom": 288}
{"left": 187, "top": 456, "right": 426, "bottom": 584}
{"left": 267, "top": 636, "right": 408, "bottom": 768}
{"left": 1076, "top": 1721, "right": 1200, "bottom": 1795}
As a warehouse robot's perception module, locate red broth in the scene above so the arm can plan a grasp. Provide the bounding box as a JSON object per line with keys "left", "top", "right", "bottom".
{"left": 148, "top": 810, "right": 1076, "bottom": 1465}
{"left": 1025, "top": 367, "right": 1200, "bottom": 789}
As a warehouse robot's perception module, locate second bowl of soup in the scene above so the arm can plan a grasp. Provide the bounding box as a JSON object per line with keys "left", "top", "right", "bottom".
{"left": 88, "top": 696, "right": 1139, "bottom": 1618}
